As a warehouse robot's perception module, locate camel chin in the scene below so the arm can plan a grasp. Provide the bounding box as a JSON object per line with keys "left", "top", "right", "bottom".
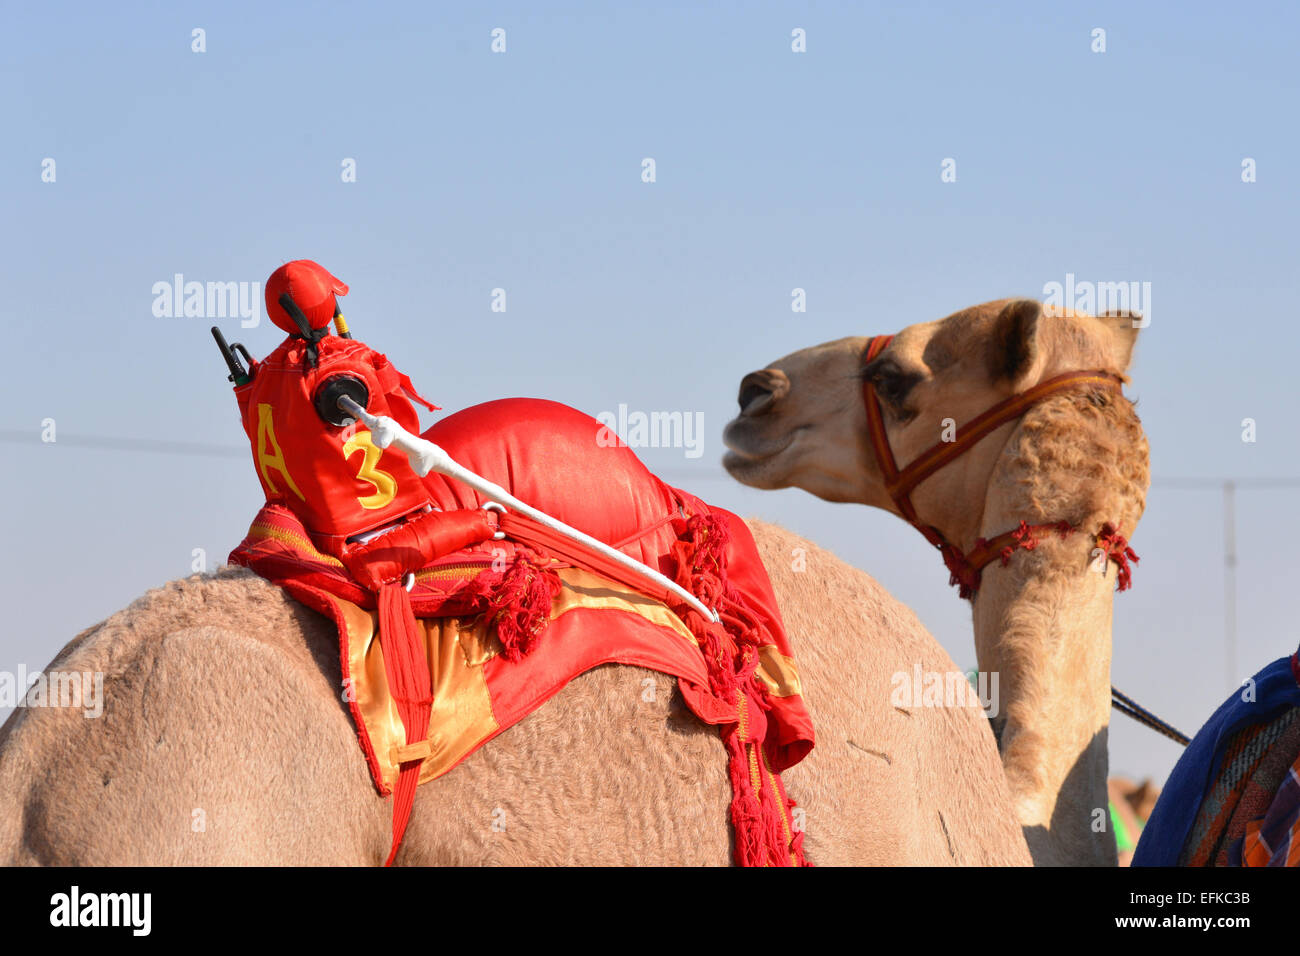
{"left": 720, "top": 418, "right": 802, "bottom": 489}
{"left": 721, "top": 447, "right": 790, "bottom": 490}
{"left": 724, "top": 423, "right": 871, "bottom": 505}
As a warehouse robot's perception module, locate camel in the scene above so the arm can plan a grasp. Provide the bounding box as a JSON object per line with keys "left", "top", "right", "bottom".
{"left": 1108, "top": 777, "right": 1159, "bottom": 866}
{"left": 722, "top": 298, "right": 1149, "bottom": 866}
{"left": 0, "top": 519, "right": 1030, "bottom": 866}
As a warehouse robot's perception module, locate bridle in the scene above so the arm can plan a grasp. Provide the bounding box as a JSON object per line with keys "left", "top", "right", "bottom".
{"left": 862, "top": 334, "right": 1136, "bottom": 599}
{"left": 861, "top": 334, "right": 1189, "bottom": 746}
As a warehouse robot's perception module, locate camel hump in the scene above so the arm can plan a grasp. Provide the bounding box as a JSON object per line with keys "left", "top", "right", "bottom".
{"left": 420, "top": 398, "right": 682, "bottom": 565}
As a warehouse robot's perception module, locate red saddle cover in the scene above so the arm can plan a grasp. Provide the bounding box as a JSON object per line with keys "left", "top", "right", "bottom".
{"left": 232, "top": 397, "right": 814, "bottom": 865}
{"left": 420, "top": 398, "right": 812, "bottom": 772}
{"left": 421, "top": 398, "right": 680, "bottom": 569}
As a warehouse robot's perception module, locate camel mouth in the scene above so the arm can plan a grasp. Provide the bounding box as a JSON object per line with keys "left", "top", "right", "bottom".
{"left": 721, "top": 420, "right": 795, "bottom": 460}
{"left": 721, "top": 419, "right": 802, "bottom": 486}
{"left": 722, "top": 448, "right": 779, "bottom": 487}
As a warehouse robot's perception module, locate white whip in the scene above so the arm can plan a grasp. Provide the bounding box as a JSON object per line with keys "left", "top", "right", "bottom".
{"left": 336, "top": 396, "right": 719, "bottom": 623}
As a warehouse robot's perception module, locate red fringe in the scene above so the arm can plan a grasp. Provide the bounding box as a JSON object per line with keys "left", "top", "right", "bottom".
{"left": 725, "top": 728, "right": 766, "bottom": 866}
{"left": 672, "top": 512, "right": 809, "bottom": 866}
{"left": 956, "top": 521, "right": 1077, "bottom": 600}
{"left": 1097, "top": 522, "right": 1140, "bottom": 591}
{"left": 373, "top": 505, "right": 806, "bottom": 866}
{"left": 465, "top": 554, "right": 562, "bottom": 662}
{"left": 940, "top": 543, "right": 981, "bottom": 600}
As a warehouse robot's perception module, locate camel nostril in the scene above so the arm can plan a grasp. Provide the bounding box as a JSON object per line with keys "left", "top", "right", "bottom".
{"left": 736, "top": 369, "right": 789, "bottom": 416}
{"left": 738, "top": 382, "right": 771, "bottom": 413}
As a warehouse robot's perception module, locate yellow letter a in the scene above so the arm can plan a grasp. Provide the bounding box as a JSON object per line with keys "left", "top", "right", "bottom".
{"left": 256, "top": 404, "right": 305, "bottom": 500}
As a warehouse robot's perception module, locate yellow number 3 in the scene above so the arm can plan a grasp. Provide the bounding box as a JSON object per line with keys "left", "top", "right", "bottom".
{"left": 342, "top": 431, "right": 398, "bottom": 509}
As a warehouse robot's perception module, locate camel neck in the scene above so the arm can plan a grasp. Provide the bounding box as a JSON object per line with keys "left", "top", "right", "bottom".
{"left": 971, "top": 534, "right": 1118, "bottom": 866}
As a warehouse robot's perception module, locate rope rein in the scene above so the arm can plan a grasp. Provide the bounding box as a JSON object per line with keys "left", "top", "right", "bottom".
{"left": 1112, "top": 686, "right": 1191, "bottom": 746}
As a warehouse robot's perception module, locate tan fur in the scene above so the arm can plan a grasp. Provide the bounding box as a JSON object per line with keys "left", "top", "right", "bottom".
{"left": 723, "top": 299, "right": 1150, "bottom": 866}
{"left": 0, "top": 521, "right": 1029, "bottom": 866}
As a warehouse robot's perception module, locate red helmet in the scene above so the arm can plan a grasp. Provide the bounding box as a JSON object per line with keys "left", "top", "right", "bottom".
{"left": 265, "top": 260, "right": 349, "bottom": 334}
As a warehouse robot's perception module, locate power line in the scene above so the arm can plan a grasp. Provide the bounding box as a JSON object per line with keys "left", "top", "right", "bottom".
{"left": 1153, "top": 477, "right": 1300, "bottom": 489}
{"left": 0, "top": 430, "right": 245, "bottom": 459}
{"left": 7, "top": 428, "right": 1289, "bottom": 692}
{"left": 7, "top": 430, "right": 1300, "bottom": 489}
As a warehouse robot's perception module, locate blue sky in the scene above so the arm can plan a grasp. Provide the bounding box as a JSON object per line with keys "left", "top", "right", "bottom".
{"left": 4, "top": 0, "right": 1299, "bottom": 787}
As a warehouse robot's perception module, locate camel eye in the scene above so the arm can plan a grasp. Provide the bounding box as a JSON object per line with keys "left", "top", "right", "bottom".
{"left": 871, "top": 366, "right": 918, "bottom": 407}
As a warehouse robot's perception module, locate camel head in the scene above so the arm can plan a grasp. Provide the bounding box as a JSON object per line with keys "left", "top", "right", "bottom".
{"left": 723, "top": 298, "right": 1150, "bottom": 553}
{"left": 727, "top": 298, "right": 1152, "bottom": 866}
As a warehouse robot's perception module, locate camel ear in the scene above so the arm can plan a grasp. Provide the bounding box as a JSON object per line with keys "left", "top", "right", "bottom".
{"left": 988, "top": 299, "right": 1043, "bottom": 386}
{"left": 1097, "top": 310, "right": 1142, "bottom": 372}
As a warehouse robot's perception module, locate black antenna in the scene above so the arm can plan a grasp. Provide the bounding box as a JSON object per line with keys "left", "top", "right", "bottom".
{"left": 211, "top": 326, "right": 250, "bottom": 386}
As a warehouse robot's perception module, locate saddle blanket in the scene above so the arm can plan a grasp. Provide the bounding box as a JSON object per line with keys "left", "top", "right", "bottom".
{"left": 1134, "top": 647, "right": 1300, "bottom": 866}
{"left": 230, "top": 398, "right": 815, "bottom": 865}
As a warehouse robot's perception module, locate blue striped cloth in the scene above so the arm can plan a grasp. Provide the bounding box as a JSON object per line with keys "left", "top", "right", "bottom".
{"left": 1132, "top": 648, "right": 1300, "bottom": 867}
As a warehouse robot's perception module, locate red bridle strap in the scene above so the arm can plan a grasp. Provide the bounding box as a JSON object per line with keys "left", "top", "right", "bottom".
{"left": 861, "top": 334, "right": 1132, "bottom": 599}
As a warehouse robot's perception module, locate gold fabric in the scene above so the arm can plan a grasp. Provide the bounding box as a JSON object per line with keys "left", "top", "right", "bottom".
{"left": 341, "top": 566, "right": 704, "bottom": 792}
{"left": 341, "top": 600, "right": 500, "bottom": 792}
{"left": 551, "top": 567, "right": 699, "bottom": 647}
{"left": 755, "top": 644, "right": 802, "bottom": 699}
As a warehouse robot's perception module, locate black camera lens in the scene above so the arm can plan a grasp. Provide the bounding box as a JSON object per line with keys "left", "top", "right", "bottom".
{"left": 314, "top": 375, "right": 370, "bottom": 427}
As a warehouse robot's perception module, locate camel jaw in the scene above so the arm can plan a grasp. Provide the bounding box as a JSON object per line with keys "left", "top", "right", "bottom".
{"left": 720, "top": 419, "right": 801, "bottom": 488}
{"left": 722, "top": 449, "right": 786, "bottom": 489}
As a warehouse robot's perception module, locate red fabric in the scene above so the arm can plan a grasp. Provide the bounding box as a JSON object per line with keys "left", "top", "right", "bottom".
{"left": 422, "top": 398, "right": 813, "bottom": 818}
{"left": 235, "top": 335, "right": 439, "bottom": 555}
{"left": 265, "top": 259, "right": 349, "bottom": 333}
{"left": 229, "top": 398, "right": 816, "bottom": 866}
{"left": 420, "top": 399, "right": 683, "bottom": 571}
{"left": 713, "top": 509, "right": 814, "bottom": 772}
{"left": 375, "top": 580, "right": 432, "bottom": 866}
{"left": 417, "top": 398, "right": 811, "bottom": 865}
{"left": 340, "top": 507, "right": 496, "bottom": 590}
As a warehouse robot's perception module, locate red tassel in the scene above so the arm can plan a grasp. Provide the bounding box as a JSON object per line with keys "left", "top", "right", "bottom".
{"left": 668, "top": 510, "right": 807, "bottom": 866}
{"left": 1096, "top": 522, "right": 1140, "bottom": 592}
{"left": 466, "top": 555, "right": 561, "bottom": 662}
{"left": 940, "top": 543, "right": 980, "bottom": 600}
{"left": 723, "top": 696, "right": 803, "bottom": 868}
{"left": 723, "top": 726, "right": 764, "bottom": 867}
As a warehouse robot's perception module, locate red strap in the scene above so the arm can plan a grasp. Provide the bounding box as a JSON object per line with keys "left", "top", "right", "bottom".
{"left": 864, "top": 335, "right": 1123, "bottom": 504}
{"left": 498, "top": 510, "right": 680, "bottom": 606}
{"left": 341, "top": 508, "right": 496, "bottom": 590}
{"left": 377, "top": 580, "right": 433, "bottom": 866}
{"left": 862, "top": 335, "right": 902, "bottom": 489}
